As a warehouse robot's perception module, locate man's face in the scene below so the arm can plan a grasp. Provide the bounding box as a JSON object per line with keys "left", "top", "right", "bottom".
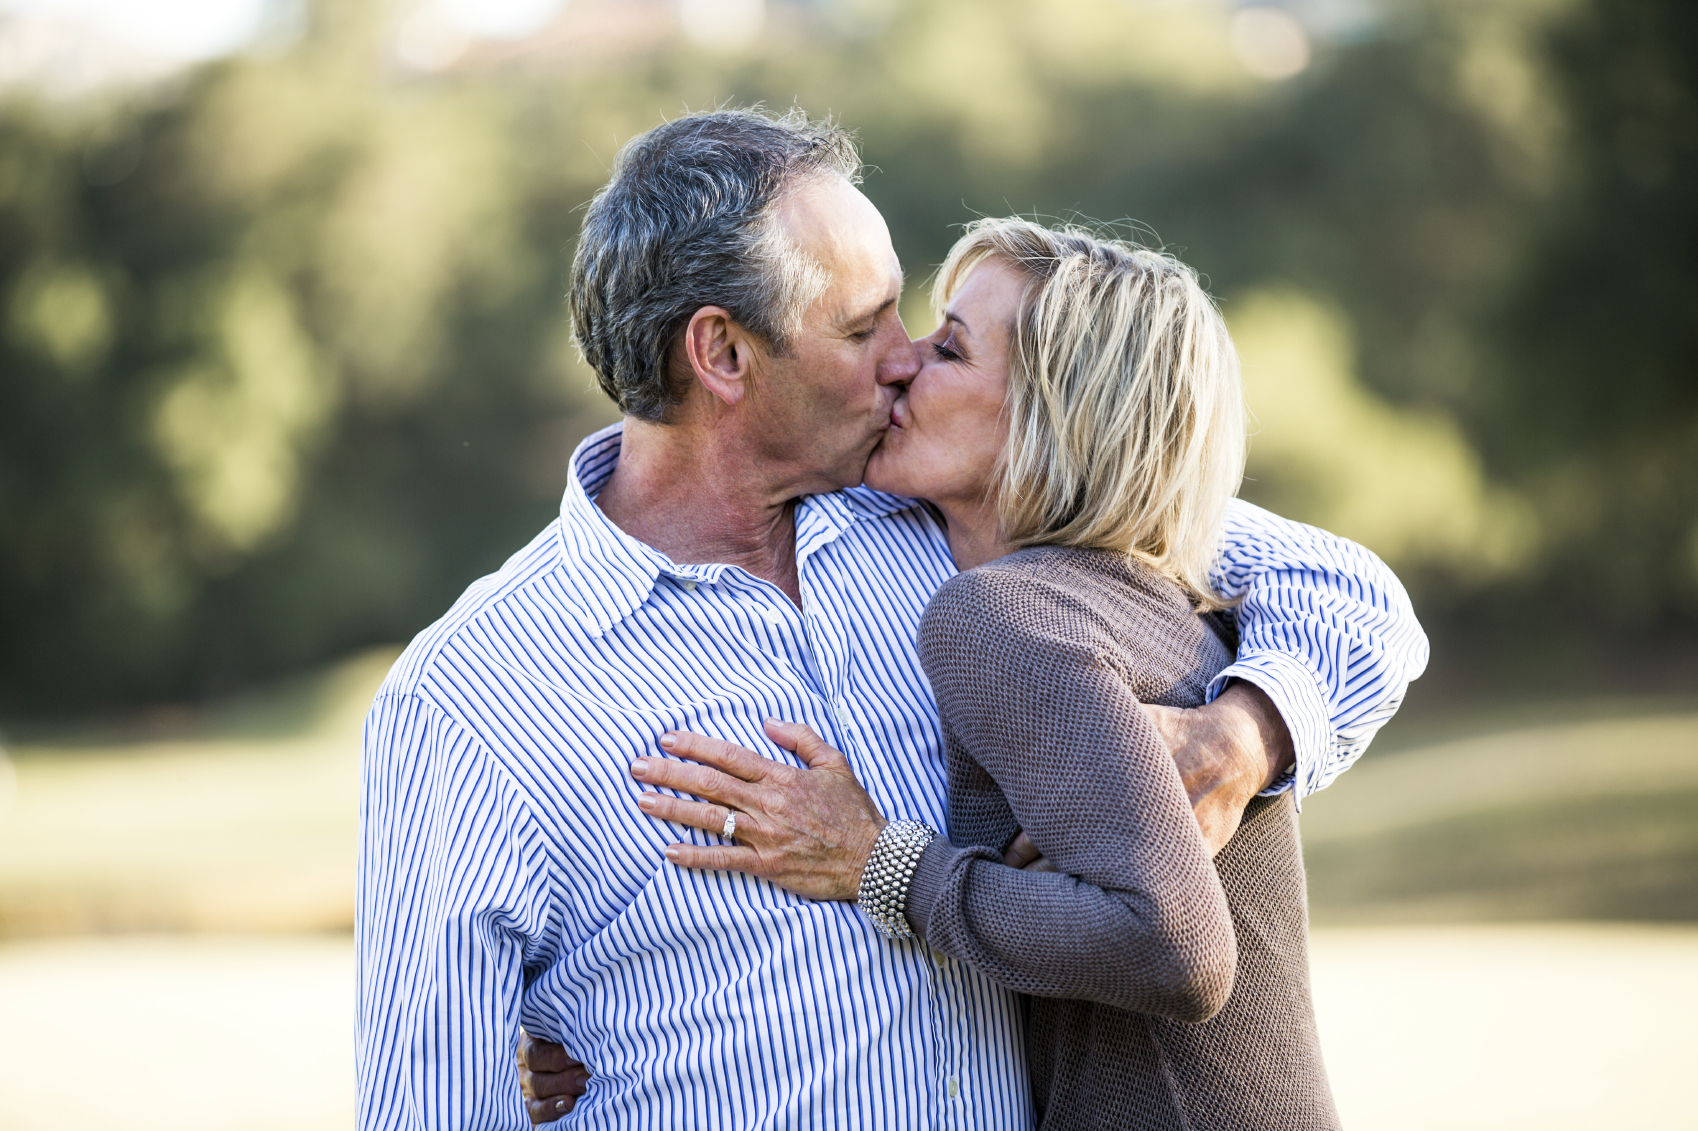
{"left": 746, "top": 176, "right": 918, "bottom": 494}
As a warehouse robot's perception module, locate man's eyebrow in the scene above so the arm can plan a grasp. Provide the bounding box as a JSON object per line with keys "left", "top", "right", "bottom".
{"left": 839, "top": 294, "right": 898, "bottom": 330}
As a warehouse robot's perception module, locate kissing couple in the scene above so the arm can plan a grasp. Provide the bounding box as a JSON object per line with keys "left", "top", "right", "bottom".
{"left": 358, "top": 106, "right": 1425, "bottom": 1130}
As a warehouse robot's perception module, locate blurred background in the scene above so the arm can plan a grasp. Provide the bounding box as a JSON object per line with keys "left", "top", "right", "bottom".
{"left": 0, "top": 0, "right": 1693, "bottom": 1127}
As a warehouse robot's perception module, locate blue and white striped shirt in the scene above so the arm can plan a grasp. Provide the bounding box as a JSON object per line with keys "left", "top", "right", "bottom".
{"left": 357, "top": 422, "right": 1427, "bottom": 1131}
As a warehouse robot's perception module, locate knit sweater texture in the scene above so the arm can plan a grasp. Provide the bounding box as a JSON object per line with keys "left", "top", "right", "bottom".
{"left": 906, "top": 544, "right": 1340, "bottom": 1130}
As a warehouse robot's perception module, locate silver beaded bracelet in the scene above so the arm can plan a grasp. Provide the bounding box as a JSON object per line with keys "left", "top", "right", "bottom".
{"left": 855, "top": 820, "right": 938, "bottom": 941}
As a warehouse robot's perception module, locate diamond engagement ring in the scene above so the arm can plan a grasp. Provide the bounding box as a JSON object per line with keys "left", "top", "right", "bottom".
{"left": 720, "top": 811, "right": 737, "bottom": 841}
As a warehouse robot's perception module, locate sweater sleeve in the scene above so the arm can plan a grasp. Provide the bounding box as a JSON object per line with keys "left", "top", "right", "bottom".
{"left": 906, "top": 571, "right": 1237, "bottom": 1023}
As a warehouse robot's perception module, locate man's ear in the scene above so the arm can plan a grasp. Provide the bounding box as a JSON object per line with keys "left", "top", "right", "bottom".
{"left": 681, "top": 306, "right": 764, "bottom": 408}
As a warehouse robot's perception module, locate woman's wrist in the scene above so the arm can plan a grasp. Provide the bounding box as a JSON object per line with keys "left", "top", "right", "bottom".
{"left": 855, "top": 820, "right": 938, "bottom": 939}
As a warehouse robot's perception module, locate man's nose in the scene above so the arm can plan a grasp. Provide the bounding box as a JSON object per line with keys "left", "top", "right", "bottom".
{"left": 878, "top": 335, "right": 922, "bottom": 386}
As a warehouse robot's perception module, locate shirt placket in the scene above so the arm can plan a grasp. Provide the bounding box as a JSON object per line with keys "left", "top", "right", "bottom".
{"left": 934, "top": 951, "right": 975, "bottom": 1126}
{"left": 795, "top": 505, "right": 861, "bottom": 754}
{"left": 807, "top": 535, "right": 972, "bottom": 1131}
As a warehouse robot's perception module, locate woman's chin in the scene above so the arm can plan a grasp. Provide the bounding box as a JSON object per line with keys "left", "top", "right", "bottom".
{"left": 861, "top": 452, "right": 907, "bottom": 497}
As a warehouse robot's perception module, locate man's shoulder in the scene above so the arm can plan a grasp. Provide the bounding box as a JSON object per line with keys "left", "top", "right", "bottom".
{"left": 376, "top": 520, "right": 571, "bottom": 702}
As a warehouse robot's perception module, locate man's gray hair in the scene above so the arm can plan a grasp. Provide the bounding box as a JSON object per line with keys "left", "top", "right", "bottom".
{"left": 569, "top": 107, "right": 862, "bottom": 423}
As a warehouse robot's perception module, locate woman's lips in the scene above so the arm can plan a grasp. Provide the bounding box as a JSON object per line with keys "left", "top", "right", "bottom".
{"left": 890, "top": 394, "right": 911, "bottom": 429}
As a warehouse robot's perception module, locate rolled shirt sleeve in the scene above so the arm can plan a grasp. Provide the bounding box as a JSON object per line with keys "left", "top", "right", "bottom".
{"left": 357, "top": 693, "right": 557, "bottom": 1131}
{"left": 1207, "top": 499, "right": 1431, "bottom": 805}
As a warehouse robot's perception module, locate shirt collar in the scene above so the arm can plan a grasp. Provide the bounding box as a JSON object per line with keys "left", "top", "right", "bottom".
{"left": 554, "top": 423, "right": 925, "bottom": 637}
{"left": 793, "top": 484, "right": 921, "bottom": 566}
{"left": 554, "top": 423, "right": 671, "bottom": 637}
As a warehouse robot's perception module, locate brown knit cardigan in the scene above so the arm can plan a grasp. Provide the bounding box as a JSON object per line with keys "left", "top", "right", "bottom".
{"left": 905, "top": 545, "right": 1341, "bottom": 1131}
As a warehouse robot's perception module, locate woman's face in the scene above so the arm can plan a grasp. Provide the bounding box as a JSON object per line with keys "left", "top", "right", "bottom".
{"left": 863, "top": 259, "right": 1026, "bottom": 509}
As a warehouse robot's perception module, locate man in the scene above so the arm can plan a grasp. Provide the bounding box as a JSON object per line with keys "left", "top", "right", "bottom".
{"left": 358, "top": 107, "right": 1426, "bottom": 1130}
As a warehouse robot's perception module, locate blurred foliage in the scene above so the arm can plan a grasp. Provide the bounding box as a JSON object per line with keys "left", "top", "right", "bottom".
{"left": 0, "top": 0, "right": 1693, "bottom": 715}
{"left": 1300, "top": 708, "right": 1698, "bottom": 924}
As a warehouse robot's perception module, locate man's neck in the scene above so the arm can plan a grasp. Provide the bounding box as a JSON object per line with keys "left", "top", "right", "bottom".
{"left": 594, "top": 416, "right": 805, "bottom": 605}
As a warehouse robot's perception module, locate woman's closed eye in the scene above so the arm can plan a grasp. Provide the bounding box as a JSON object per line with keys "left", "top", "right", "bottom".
{"left": 932, "top": 330, "right": 964, "bottom": 362}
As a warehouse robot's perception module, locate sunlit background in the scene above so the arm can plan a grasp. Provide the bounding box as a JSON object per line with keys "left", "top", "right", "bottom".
{"left": 0, "top": 0, "right": 1694, "bottom": 1127}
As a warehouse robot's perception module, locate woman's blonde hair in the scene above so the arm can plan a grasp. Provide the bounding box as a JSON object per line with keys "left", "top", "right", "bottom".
{"left": 934, "top": 218, "right": 1246, "bottom": 608}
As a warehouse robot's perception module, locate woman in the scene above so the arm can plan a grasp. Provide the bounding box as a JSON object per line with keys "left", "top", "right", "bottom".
{"left": 528, "top": 218, "right": 1338, "bottom": 1128}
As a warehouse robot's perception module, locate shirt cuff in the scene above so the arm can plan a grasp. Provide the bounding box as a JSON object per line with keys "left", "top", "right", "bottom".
{"left": 1206, "top": 650, "right": 1332, "bottom": 810}
{"left": 902, "top": 836, "right": 959, "bottom": 942}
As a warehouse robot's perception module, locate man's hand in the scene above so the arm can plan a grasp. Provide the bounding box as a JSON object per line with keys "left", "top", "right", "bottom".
{"left": 517, "top": 1032, "right": 588, "bottom": 1125}
{"left": 1001, "top": 831, "right": 1057, "bottom": 871}
{"left": 631, "top": 718, "right": 887, "bottom": 901}
{"left": 1149, "top": 680, "right": 1295, "bottom": 854}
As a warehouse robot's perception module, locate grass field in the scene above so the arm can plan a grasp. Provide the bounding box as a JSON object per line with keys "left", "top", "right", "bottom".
{"left": 2, "top": 924, "right": 1694, "bottom": 1131}
{"left": 3, "top": 652, "right": 1694, "bottom": 935}
{"left": 0, "top": 649, "right": 395, "bottom": 937}
{"left": 1, "top": 657, "right": 1695, "bottom": 1129}
{"left": 1300, "top": 707, "right": 1698, "bottom": 924}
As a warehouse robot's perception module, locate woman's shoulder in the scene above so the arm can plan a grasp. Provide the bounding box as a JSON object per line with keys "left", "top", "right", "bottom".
{"left": 933, "top": 544, "right": 1193, "bottom": 613}
{"left": 921, "top": 545, "right": 1229, "bottom": 694}
{"left": 924, "top": 546, "right": 1190, "bottom": 644}
{"left": 923, "top": 547, "right": 1078, "bottom": 633}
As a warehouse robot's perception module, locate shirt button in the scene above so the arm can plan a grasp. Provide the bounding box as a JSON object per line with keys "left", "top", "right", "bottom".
{"left": 763, "top": 607, "right": 784, "bottom": 627}
{"left": 680, "top": 579, "right": 697, "bottom": 591}
{"left": 835, "top": 701, "right": 852, "bottom": 725}
{"left": 947, "top": 1077, "right": 959, "bottom": 1098}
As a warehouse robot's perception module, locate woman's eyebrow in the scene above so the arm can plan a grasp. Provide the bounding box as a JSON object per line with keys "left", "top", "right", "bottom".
{"left": 943, "top": 312, "right": 972, "bottom": 339}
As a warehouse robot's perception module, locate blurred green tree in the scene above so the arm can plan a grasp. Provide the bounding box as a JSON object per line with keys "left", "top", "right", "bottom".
{"left": 0, "top": 0, "right": 1692, "bottom": 717}
{"left": 0, "top": 24, "right": 620, "bottom": 712}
